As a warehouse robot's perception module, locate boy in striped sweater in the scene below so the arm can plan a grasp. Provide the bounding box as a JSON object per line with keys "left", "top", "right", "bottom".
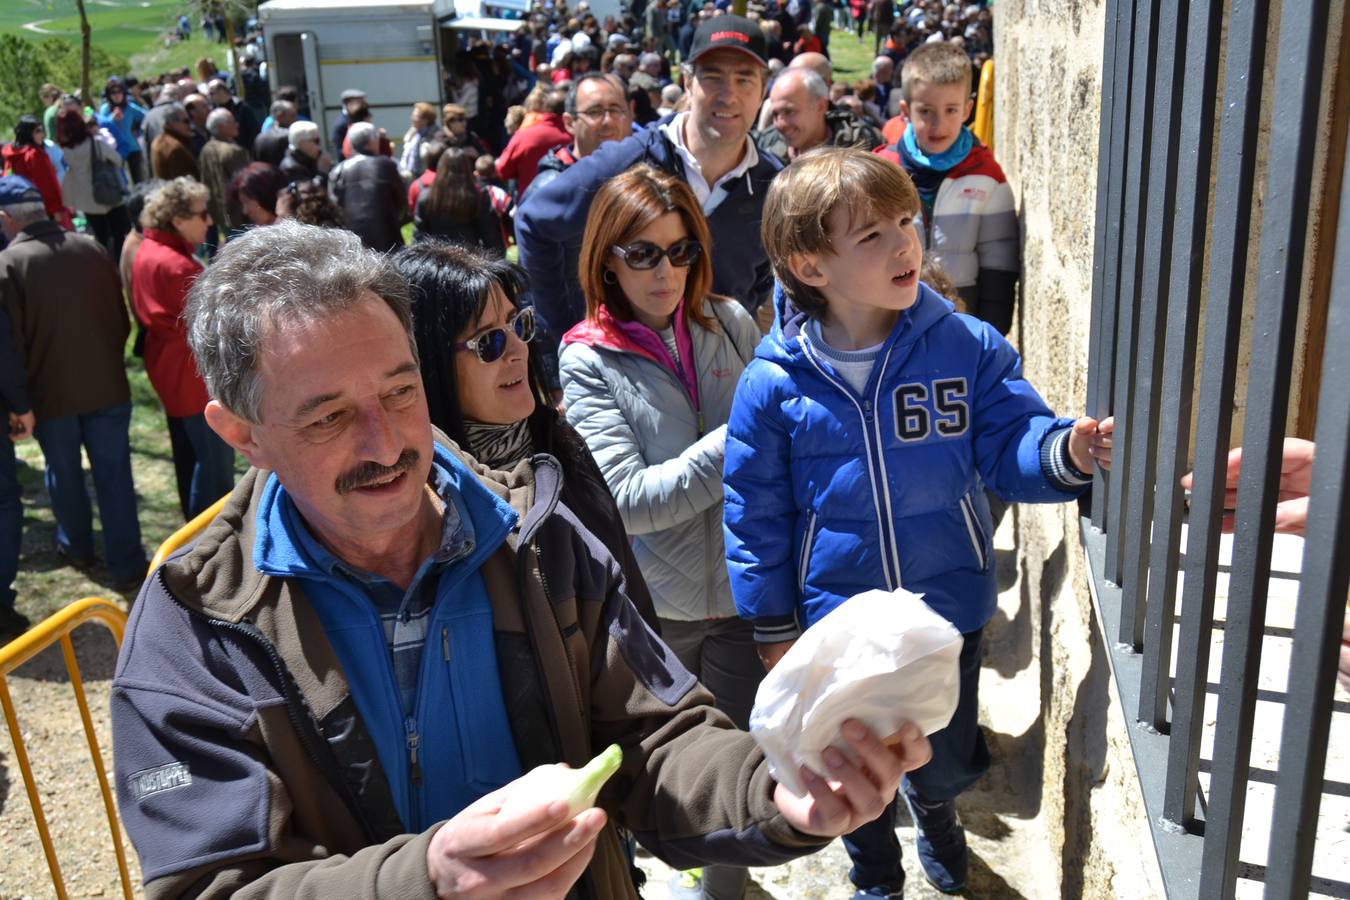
{"left": 877, "top": 41, "right": 1019, "bottom": 335}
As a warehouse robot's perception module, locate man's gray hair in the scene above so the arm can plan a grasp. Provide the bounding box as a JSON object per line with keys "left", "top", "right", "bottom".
{"left": 347, "top": 121, "right": 376, "bottom": 154}
{"left": 206, "top": 107, "right": 235, "bottom": 137}
{"left": 0, "top": 202, "right": 48, "bottom": 225}
{"left": 269, "top": 98, "right": 297, "bottom": 119}
{"left": 872, "top": 55, "right": 894, "bottom": 76}
{"left": 777, "top": 67, "right": 829, "bottom": 102}
{"left": 184, "top": 220, "right": 415, "bottom": 423}
{"left": 639, "top": 51, "right": 662, "bottom": 69}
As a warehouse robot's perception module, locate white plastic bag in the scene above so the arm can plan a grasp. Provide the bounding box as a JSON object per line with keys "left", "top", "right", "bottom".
{"left": 749, "top": 588, "right": 963, "bottom": 797}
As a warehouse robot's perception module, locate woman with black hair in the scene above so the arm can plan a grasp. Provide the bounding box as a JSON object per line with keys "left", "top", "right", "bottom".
{"left": 2, "top": 116, "right": 67, "bottom": 227}
{"left": 98, "top": 76, "right": 147, "bottom": 183}
{"left": 412, "top": 147, "right": 504, "bottom": 253}
{"left": 392, "top": 240, "right": 656, "bottom": 627}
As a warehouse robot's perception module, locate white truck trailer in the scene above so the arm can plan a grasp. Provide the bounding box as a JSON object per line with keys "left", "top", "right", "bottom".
{"left": 258, "top": 0, "right": 529, "bottom": 153}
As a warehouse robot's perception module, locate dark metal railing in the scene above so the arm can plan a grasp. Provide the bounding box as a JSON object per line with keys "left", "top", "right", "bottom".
{"left": 1081, "top": 0, "right": 1348, "bottom": 897}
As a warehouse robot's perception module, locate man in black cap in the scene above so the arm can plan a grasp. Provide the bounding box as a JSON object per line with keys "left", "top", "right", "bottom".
{"left": 516, "top": 14, "right": 781, "bottom": 393}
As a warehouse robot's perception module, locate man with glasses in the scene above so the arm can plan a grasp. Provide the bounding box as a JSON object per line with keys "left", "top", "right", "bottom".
{"left": 516, "top": 16, "right": 782, "bottom": 392}
{"left": 524, "top": 73, "right": 633, "bottom": 203}
{"left": 111, "top": 221, "right": 932, "bottom": 900}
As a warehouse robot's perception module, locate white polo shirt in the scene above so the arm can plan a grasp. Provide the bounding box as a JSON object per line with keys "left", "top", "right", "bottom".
{"left": 660, "top": 111, "right": 760, "bottom": 216}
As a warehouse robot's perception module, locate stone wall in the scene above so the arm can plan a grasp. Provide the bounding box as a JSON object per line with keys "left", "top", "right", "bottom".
{"left": 993, "top": 1, "right": 1166, "bottom": 896}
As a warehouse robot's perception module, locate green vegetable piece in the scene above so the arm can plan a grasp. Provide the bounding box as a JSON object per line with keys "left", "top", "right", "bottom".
{"left": 567, "top": 743, "right": 623, "bottom": 815}
{"left": 501, "top": 744, "right": 624, "bottom": 819}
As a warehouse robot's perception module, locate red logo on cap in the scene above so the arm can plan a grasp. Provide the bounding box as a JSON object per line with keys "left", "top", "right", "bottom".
{"left": 710, "top": 30, "right": 750, "bottom": 44}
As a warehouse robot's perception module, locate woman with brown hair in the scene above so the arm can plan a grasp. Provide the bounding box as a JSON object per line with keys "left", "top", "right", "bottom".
{"left": 557, "top": 164, "right": 761, "bottom": 900}
{"left": 412, "top": 147, "right": 503, "bottom": 253}
{"left": 54, "top": 107, "right": 131, "bottom": 258}
{"left": 439, "top": 103, "right": 490, "bottom": 160}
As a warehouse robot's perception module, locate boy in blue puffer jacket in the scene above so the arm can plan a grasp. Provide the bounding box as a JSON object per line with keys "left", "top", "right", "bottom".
{"left": 722, "top": 148, "right": 1114, "bottom": 898}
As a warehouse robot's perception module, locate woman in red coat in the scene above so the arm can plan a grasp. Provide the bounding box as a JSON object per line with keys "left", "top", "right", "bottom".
{"left": 1, "top": 116, "right": 69, "bottom": 229}
{"left": 131, "top": 177, "right": 236, "bottom": 519}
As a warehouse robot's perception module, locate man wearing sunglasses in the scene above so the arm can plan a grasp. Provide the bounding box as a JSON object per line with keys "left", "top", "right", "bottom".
{"left": 111, "top": 222, "right": 932, "bottom": 900}
{"left": 516, "top": 15, "right": 783, "bottom": 391}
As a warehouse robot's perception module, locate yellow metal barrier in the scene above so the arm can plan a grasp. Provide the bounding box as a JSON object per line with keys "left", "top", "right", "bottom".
{"left": 973, "top": 59, "right": 995, "bottom": 152}
{"left": 0, "top": 597, "right": 132, "bottom": 900}
{"left": 148, "top": 494, "right": 229, "bottom": 573}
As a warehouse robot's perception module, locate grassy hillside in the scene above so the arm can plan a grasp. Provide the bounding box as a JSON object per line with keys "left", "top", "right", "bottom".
{"left": 2, "top": 0, "right": 183, "bottom": 60}
{"left": 0, "top": 0, "right": 232, "bottom": 78}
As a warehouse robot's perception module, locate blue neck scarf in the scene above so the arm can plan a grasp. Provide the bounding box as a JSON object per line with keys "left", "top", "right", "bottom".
{"left": 898, "top": 123, "right": 975, "bottom": 208}
{"left": 900, "top": 123, "right": 975, "bottom": 172}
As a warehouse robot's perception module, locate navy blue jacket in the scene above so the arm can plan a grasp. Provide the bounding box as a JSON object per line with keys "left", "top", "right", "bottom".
{"left": 724, "top": 284, "right": 1090, "bottom": 640}
{"left": 515, "top": 116, "right": 782, "bottom": 384}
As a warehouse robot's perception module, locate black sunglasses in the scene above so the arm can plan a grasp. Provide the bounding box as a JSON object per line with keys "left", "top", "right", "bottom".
{"left": 611, "top": 238, "right": 702, "bottom": 270}
{"left": 453, "top": 306, "right": 536, "bottom": 363}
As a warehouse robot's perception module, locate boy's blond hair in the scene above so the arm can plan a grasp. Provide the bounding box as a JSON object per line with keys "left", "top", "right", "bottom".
{"left": 760, "top": 148, "right": 920, "bottom": 318}
{"left": 900, "top": 41, "right": 973, "bottom": 102}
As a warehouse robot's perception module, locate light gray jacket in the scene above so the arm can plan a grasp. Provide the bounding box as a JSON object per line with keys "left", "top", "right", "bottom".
{"left": 559, "top": 300, "right": 760, "bottom": 621}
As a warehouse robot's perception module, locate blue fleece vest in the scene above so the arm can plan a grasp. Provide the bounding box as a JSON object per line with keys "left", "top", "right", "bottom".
{"left": 253, "top": 444, "right": 523, "bottom": 830}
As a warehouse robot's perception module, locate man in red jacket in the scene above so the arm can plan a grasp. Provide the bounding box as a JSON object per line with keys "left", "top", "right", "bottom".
{"left": 494, "top": 87, "right": 571, "bottom": 196}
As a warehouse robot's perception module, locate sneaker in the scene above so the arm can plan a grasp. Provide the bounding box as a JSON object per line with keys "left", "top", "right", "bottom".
{"left": 851, "top": 889, "right": 903, "bottom": 899}
{"left": 667, "top": 869, "right": 703, "bottom": 900}
{"left": 903, "top": 794, "right": 968, "bottom": 894}
{"left": 0, "top": 605, "right": 32, "bottom": 637}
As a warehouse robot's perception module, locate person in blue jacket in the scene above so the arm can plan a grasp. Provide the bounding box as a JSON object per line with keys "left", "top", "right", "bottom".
{"left": 515, "top": 14, "right": 782, "bottom": 393}
{"left": 98, "top": 76, "right": 147, "bottom": 183}
{"left": 723, "top": 148, "right": 1115, "bottom": 898}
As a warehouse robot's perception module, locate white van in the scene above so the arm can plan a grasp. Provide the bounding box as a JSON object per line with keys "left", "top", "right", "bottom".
{"left": 259, "top": 0, "right": 529, "bottom": 153}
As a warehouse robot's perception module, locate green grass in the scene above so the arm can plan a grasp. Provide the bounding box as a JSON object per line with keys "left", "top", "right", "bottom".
{"left": 0, "top": 0, "right": 231, "bottom": 79}
{"left": 11, "top": 352, "right": 205, "bottom": 625}
{"left": 822, "top": 23, "right": 881, "bottom": 82}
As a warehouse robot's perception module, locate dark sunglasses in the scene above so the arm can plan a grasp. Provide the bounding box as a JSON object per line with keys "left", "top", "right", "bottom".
{"left": 453, "top": 306, "right": 535, "bottom": 363}
{"left": 610, "top": 238, "right": 702, "bottom": 270}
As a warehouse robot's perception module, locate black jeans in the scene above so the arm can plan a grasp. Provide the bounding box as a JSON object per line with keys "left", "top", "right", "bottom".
{"left": 841, "top": 628, "right": 991, "bottom": 892}
{"left": 87, "top": 204, "right": 132, "bottom": 263}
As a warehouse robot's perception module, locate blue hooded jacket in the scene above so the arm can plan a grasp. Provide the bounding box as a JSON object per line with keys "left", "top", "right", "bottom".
{"left": 97, "top": 81, "right": 147, "bottom": 162}
{"left": 723, "top": 284, "right": 1088, "bottom": 639}
{"left": 514, "top": 115, "right": 782, "bottom": 384}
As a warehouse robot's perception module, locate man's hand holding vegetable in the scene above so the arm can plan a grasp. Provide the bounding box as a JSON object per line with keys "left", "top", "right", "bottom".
{"left": 426, "top": 721, "right": 932, "bottom": 898}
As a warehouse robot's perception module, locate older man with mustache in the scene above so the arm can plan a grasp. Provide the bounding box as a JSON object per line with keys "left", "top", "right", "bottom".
{"left": 109, "top": 221, "right": 932, "bottom": 900}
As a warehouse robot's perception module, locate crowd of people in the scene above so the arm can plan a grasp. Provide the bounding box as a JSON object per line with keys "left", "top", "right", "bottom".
{"left": 0, "top": 2, "right": 1126, "bottom": 899}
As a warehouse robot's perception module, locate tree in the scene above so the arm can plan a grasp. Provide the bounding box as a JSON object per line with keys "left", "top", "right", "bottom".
{"left": 183, "top": 0, "right": 255, "bottom": 90}
{"left": 0, "top": 35, "right": 128, "bottom": 138}
{"left": 0, "top": 35, "right": 52, "bottom": 138}
{"left": 76, "top": 0, "right": 91, "bottom": 105}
